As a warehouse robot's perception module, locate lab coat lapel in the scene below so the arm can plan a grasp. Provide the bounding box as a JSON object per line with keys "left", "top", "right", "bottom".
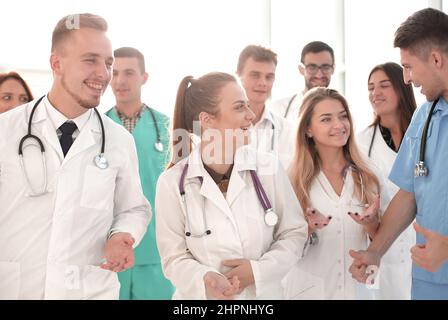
{"left": 63, "top": 111, "right": 99, "bottom": 164}
{"left": 226, "top": 146, "right": 257, "bottom": 207}
{"left": 187, "top": 148, "right": 237, "bottom": 226}
{"left": 30, "top": 101, "right": 65, "bottom": 161}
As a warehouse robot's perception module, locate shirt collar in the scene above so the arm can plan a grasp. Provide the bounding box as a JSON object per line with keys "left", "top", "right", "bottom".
{"left": 254, "top": 105, "right": 275, "bottom": 128}
{"left": 116, "top": 104, "right": 146, "bottom": 120}
{"left": 433, "top": 96, "right": 448, "bottom": 115}
{"left": 44, "top": 97, "right": 92, "bottom": 131}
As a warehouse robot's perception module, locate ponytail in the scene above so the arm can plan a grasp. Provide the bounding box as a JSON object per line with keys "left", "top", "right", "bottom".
{"left": 168, "top": 76, "right": 193, "bottom": 168}
{"left": 167, "top": 72, "right": 237, "bottom": 169}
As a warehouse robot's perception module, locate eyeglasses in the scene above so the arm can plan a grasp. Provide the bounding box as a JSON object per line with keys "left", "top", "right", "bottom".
{"left": 302, "top": 63, "right": 334, "bottom": 75}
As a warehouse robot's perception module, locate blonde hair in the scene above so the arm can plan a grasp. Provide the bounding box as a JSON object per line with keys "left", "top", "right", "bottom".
{"left": 289, "top": 87, "right": 380, "bottom": 211}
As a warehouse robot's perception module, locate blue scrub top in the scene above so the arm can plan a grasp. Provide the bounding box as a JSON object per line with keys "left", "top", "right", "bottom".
{"left": 389, "top": 96, "right": 448, "bottom": 284}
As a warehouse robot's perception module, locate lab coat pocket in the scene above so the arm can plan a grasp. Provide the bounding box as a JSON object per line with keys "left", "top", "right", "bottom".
{"left": 83, "top": 265, "right": 119, "bottom": 300}
{"left": 0, "top": 261, "right": 20, "bottom": 299}
{"left": 80, "top": 165, "right": 117, "bottom": 211}
{"left": 282, "top": 265, "right": 324, "bottom": 300}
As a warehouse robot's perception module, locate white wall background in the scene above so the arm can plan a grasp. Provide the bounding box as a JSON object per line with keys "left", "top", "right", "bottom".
{"left": 1, "top": 0, "right": 444, "bottom": 130}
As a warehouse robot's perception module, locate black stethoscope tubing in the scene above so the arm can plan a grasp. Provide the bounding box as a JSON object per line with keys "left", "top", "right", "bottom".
{"left": 418, "top": 98, "right": 439, "bottom": 165}
{"left": 19, "top": 95, "right": 106, "bottom": 156}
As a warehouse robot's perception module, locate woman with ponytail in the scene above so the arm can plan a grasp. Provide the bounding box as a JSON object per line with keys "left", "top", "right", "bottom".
{"left": 283, "top": 87, "right": 390, "bottom": 300}
{"left": 155, "top": 72, "right": 307, "bottom": 300}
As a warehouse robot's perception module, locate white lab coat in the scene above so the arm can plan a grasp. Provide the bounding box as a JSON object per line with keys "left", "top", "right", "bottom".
{"left": 357, "top": 125, "right": 414, "bottom": 300}
{"left": 269, "top": 91, "right": 304, "bottom": 121}
{"left": 250, "top": 107, "right": 296, "bottom": 170}
{"left": 0, "top": 98, "right": 151, "bottom": 300}
{"left": 282, "top": 165, "right": 391, "bottom": 300}
{"left": 155, "top": 144, "right": 308, "bottom": 300}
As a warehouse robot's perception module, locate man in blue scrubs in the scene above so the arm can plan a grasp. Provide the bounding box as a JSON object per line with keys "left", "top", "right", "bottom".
{"left": 349, "top": 8, "right": 448, "bottom": 299}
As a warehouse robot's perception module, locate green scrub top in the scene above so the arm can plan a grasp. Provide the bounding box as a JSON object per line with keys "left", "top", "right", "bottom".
{"left": 106, "top": 106, "right": 170, "bottom": 265}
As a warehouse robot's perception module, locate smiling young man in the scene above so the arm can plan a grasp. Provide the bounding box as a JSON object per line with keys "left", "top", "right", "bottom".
{"left": 270, "top": 41, "right": 335, "bottom": 120}
{"left": 236, "top": 45, "right": 295, "bottom": 170}
{"left": 0, "top": 14, "right": 151, "bottom": 300}
{"left": 106, "top": 47, "right": 173, "bottom": 300}
{"left": 349, "top": 8, "right": 448, "bottom": 300}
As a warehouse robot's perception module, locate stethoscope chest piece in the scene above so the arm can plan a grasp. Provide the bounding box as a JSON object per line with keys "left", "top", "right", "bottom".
{"left": 264, "top": 208, "right": 278, "bottom": 227}
{"left": 94, "top": 154, "right": 109, "bottom": 169}
{"left": 154, "top": 141, "right": 164, "bottom": 152}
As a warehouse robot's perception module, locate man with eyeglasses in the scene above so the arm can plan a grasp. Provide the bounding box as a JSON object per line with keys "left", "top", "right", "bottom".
{"left": 270, "top": 41, "right": 335, "bottom": 120}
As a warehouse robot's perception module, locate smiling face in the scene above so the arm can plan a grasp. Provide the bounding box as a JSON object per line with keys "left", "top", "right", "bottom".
{"left": 238, "top": 57, "right": 276, "bottom": 106}
{"left": 400, "top": 48, "right": 443, "bottom": 101}
{"left": 299, "top": 51, "right": 334, "bottom": 90}
{"left": 368, "top": 69, "right": 400, "bottom": 118}
{"left": 52, "top": 28, "right": 113, "bottom": 110}
{"left": 0, "top": 78, "right": 30, "bottom": 113}
{"left": 203, "top": 81, "right": 255, "bottom": 154}
{"left": 307, "top": 98, "right": 350, "bottom": 151}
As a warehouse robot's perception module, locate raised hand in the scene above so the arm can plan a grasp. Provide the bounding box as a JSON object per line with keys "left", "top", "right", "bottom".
{"left": 305, "top": 207, "right": 332, "bottom": 232}
{"left": 348, "top": 195, "right": 380, "bottom": 226}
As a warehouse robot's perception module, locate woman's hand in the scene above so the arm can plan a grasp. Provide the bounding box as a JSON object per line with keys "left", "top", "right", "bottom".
{"left": 203, "top": 272, "right": 240, "bottom": 300}
{"left": 348, "top": 195, "right": 380, "bottom": 238}
{"left": 305, "top": 207, "right": 332, "bottom": 233}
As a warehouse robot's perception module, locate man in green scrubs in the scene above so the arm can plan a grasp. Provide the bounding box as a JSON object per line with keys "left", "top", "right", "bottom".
{"left": 106, "top": 47, "right": 173, "bottom": 299}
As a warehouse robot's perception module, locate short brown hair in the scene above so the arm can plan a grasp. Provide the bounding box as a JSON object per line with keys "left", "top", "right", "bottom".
{"left": 236, "top": 45, "right": 277, "bottom": 75}
{"left": 51, "top": 13, "right": 108, "bottom": 52}
{"left": 114, "top": 47, "right": 146, "bottom": 73}
{"left": 394, "top": 8, "right": 448, "bottom": 58}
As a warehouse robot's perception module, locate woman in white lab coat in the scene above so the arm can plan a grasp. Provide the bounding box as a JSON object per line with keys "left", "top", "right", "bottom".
{"left": 155, "top": 72, "right": 308, "bottom": 300}
{"left": 283, "top": 87, "right": 390, "bottom": 300}
{"left": 357, "top": 62, "right": 417, "bottom": 300}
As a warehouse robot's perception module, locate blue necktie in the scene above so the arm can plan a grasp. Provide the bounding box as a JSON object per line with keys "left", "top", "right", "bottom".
{"left": 59, "top": 121, "right": 77, "bottom": 157}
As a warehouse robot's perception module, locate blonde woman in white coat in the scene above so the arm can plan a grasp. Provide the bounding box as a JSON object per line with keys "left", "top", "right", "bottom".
{"left": 155, "top": 72, "right": 308, "bottom": 300}
{"left": 284, "top": 88, "right": 390, "bottom": 300}
{"left": 357, "top": 62, "right": 417, "bottom": 300}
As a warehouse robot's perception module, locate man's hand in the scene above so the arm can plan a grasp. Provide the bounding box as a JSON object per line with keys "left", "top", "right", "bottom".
{"left": 411, "top": 222, "right": 448, "bottom": 272}
{"left": 348, "top": 249, "right": 381, "bottom": 285}
{"left": 203, "top": 272, "right": 240, "bottom": 300}
{"left": 222, "top": 259, "right": 254, "bottom": 292}
{"left": 101, "top": 232, "right": 135, "bottom": 272}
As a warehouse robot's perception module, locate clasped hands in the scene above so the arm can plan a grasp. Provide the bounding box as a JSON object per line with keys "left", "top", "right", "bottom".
{"left": 204, "top": 258, "right": 255, "bottom": 300}
{"left": 100, "top": 232, "right": 135, "bottom": 272}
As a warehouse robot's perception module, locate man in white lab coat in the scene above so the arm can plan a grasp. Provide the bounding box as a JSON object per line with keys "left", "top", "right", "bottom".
{"left": 0, "top": 13, "right": 151, "bottom": 299}
{"left": 270, "top": 41, "right": 335, "bottom": 120}
{"left": 236, "top": 45, "right": 296, "bottom": 170}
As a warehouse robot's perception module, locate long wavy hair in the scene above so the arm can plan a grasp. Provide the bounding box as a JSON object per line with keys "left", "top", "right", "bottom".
{"left": 289, "top": 87, "right": 380, "bottom": 211}
{"left": 368, "top": 62, "right": 416, "bottom": 134}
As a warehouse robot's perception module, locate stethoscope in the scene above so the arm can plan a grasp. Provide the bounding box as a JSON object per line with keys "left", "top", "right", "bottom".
{"left": 144, "top": 104, "right": 164, "bottom": 153}
{"left": 318, "top": 165, "right": 368, "bottom": 208}
{"left": 254, "top": 120, "right": 276, "bottom": 152}
{"left": 179, "top": 163, "right": 278, "bottom": 238}
{"left": 283, "top": 93, "right": 298, "bottom": 118}
{"left": 414, "top": 98, "right": 439, "bottom": 177}
{"left": 18, "top": 95, "right": 108, "bottom": 197}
